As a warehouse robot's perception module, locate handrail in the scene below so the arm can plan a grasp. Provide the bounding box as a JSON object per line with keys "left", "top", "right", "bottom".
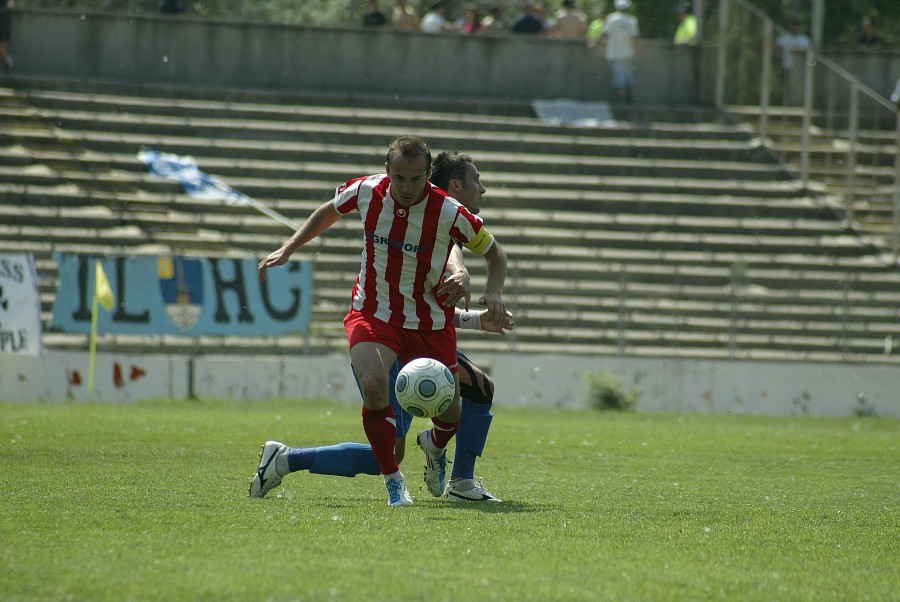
{"left": 813, "top": 52, "right": 900, "bottom": 114}
{"left": 722, "top": 0, "right": 900, "bottom": 265}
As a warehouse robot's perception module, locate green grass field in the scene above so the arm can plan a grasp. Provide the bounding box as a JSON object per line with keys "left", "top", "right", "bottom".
{"left": 1, "top": 399, "right": 897, "bottom": 601}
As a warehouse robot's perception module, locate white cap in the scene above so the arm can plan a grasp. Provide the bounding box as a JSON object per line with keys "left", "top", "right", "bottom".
{"left": 615, "top": 0, "right": 631, "bottom": 11}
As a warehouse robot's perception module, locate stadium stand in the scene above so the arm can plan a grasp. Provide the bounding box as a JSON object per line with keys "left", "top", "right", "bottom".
{"left": 2, "top": 76, "right": 899, "bottom": 364}
{"left": 726, "top": 105, "right": 900, "bottom": 241}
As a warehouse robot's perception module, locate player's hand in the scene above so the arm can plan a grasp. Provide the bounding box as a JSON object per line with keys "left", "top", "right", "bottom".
{"left": 478, "top": 291, "right": 506, "bottom": 331}
{"left": 436, "top": 270, "right": 471, "bottom": 309}
{"left": 480, "top": 309, "right": 514, "bottom": 335}
{"left": 258, "top": 247, "right": 292, "bottom": 281}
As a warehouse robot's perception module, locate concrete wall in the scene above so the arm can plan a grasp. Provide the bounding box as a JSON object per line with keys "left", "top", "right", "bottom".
{"left": 13, "top": 11, "right": 899, "bottom": 107}
{"left": 827, "top": 50, "right": 900, "bottom": 103}
{"left": 2, "top": 349, "right": 896, "bottom": 418}
{"left": 11, "top": 9, "right": 708, "bottom": 105}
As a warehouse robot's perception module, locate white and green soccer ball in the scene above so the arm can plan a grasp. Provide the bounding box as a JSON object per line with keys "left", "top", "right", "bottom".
{"left": 394, "top": 358, "right": 455, "bottom": 418}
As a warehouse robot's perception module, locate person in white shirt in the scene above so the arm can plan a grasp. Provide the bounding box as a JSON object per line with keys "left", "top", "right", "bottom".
{"left": 421, "top": 1, "right": 454, "bottom": 33}
{"left": 776, "top": 19, "right": 810, "bottom": 106}
{"left": 592, "top": 0, "right": 639, "bottom": 104}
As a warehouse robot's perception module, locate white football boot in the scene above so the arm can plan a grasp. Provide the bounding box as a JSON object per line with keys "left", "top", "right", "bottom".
{"left": 249, "top": 440, "right": 287, "bottom": 498}
{"left": 416, "top": 430, "right": 448, "bottom": 497}
{"left": 446, "top": 477, "right": 501, "bottom": 503}
{"left": 385, "top": 472, "right": 414, "bottom": 507}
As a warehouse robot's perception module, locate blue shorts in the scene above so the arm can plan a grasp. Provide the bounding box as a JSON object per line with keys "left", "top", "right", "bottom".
{"left": 610, "top": 59, "right": 635, "bottom": 90}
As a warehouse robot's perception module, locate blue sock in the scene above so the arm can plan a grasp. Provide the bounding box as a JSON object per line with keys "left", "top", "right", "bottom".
{"left": 452, "top": 400, "right": 493, "bottom": 481}
{"left": 286, "top": 442, "right": 380, "bottom": 478}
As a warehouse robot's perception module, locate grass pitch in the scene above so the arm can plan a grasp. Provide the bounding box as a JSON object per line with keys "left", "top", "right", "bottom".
{"left": 1, "top": 399, "right": 897, "bottom": 601}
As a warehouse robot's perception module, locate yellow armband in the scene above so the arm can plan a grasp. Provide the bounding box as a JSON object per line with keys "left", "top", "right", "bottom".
{"left": 464, "top": 227, "right": 494, "bottom": 255}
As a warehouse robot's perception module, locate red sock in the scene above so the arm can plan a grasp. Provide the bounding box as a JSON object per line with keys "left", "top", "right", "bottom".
{"left": 362, "top": 405, "right": 399, "bottom": 475}
{"left": 430, "top": 417, "right": 459, "bottom": 449}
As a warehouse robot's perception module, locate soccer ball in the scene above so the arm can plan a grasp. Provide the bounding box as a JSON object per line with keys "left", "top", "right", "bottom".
{"left": 394, "top": 358, "right": 456, "bottom": 418}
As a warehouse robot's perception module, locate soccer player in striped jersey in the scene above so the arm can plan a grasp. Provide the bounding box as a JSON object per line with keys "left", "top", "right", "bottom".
{"left": 249, "top": 151, "right": 510, "bottom": 504}
{"left": 256, "top": 137, "right": 508, "bottom": 506}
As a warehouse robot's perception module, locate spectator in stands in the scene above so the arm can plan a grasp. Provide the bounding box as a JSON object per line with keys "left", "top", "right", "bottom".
{"left": 593, "top": 0, "right": 639, "bottom": 104}
{"left": 392, "top": 0, "right": 420, "bottom": 31}
{"left": 480, "top": 5, "right": 505, "bottom": 34}
{"left": 776, "top": 19, "right": 810, "bottom": 106}
{"left": 550, "top": 0, "right": 587, "bottom": 40}
{"left": 856, "top": 17, "right": 882, "bottom": 51}
{"left": 891, "top": 77, "right": 900, "bottom": 107}
{"left": 536, "top": 2, "right": 555, "bottom": 31}
{"left": 511, "top": 3, "right": 546, "bottom": 35}
{"left": 673, "top": 2, "right": 698, "bottom": 46}
{"left": 158, "top": 0, "right": 185, "bottom": 14}
{"left": 362, "top": 0, "right": 388, "bottom": 27}
{"left": 421, "top": 1, "right": 456, "bottom": 33}
{"left": 457, "top": 3, "right": 482, "bottom": 34}
{"left": 256, "top": 136, "right": 508, "bottom": 507}
{"left": 585, "top": 7, "right": 606, "bottom": 47}
{"left": 0, "top": 0, "right": 13, "bottom": 73}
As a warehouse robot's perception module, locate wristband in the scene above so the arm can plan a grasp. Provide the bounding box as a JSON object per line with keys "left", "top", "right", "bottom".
{"left": 457, "top": 309, "right": 482, "bottom": 330}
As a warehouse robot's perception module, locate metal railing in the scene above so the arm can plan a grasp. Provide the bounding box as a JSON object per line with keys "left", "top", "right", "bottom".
{"left": 714, "top": 0, "right": 900, "bottom": 265}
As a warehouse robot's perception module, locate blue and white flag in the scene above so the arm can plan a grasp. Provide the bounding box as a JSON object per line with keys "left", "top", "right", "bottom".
{"left": 137, "top": 147, "right": 250, "bottom": 205}
{"left": 137, "top": 147, "right": 300, "bottom": 231}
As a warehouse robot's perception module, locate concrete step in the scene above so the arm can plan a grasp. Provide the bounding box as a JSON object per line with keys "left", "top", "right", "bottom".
{"left": 1, "top": 87, "right": 751, "bottom": 142}
{"left": 0, "top": 142, "right": 791, "bottom": 184}
{"left": 0, "top": 156, "right": 824, "bottom": 218}
{"left": 0, "top": 114, "right": 773, "bottom": 164}
{"left": 4, "top": 73, "right": 734, "bottom": 124}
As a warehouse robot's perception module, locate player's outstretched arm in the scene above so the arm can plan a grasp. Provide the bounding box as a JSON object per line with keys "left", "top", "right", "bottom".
{"left": 454, "top": 307, "right": 515, "bottom": 335}
{"left": 480, "top": 308, "right": 514, "bottom": 334}
{"left": 479, "top": 241, "right": 508, "bottom": 330}
{"left": 437, "top": 245, "right": 471, "bottom": 309}
{"left": 258, "top": 201, "right": 342, "bottom": 281}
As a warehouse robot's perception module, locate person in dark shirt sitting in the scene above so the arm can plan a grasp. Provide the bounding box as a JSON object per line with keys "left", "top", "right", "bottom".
{"left": 856, "top": 17, "right": 882, "bottom": 51}
{"left": 363, "top": 0, "right": 388, "bottom": 27}
{"left": 511, "top": 2, "right": 546, "bottom": 34}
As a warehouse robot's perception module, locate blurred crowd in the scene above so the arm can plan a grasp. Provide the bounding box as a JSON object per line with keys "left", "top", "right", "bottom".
{"left": 361, "top": 0, "right": 596, "bottom": 39}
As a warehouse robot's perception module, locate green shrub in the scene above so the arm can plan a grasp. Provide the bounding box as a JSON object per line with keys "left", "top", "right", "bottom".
{"left": 584, "top": 369, "right": 638, "bottom": 411}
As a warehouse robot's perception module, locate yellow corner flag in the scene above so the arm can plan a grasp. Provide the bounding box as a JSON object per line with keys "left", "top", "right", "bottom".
{"left": 95, "top": 261, "right": 115, "bottom": 311}
{"left": 89, "top": 260, "right": 115, "bottom": 399}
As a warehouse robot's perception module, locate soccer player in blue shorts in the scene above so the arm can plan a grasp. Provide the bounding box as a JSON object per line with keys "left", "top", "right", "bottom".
{"left": 250, "top": 151, "right": 509, "bottom": 502}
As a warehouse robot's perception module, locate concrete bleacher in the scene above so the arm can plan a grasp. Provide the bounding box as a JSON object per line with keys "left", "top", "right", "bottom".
{"left": 3, "top": 76, "right": 900, "bottom": 364}
{"left": 725, "top": 105, "right": 900, "bottom": 240}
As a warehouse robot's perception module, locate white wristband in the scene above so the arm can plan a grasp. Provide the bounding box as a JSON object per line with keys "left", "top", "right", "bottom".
{"left": 458, "top": 310, "right": 482, "bottom": 330}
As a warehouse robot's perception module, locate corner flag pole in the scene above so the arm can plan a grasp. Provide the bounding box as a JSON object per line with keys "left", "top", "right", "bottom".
{"left": 87, "top": 270, "right": 101, "bottom": 401}
{"left": 88, "top": 260, "right": 116, "bottom": 400}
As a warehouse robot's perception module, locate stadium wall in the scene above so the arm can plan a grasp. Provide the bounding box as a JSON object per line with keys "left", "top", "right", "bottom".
{"left": 2, "top": 350, "right": 896, "bottom": 418}
{"left": 12, "top": 9, "right": 708, "bottom": 104}
{"left": 11, "top": 11, "right": 900, "bottom": 106}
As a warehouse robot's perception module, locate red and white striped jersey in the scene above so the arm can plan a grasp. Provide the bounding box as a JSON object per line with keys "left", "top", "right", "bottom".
{"left": 333, "top": 173, "right": 495, "bottom": 330}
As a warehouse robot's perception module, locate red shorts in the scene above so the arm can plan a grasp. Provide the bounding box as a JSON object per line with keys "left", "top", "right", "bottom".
{"left": 343, "top": 309, "right": 459, "bottom": 373}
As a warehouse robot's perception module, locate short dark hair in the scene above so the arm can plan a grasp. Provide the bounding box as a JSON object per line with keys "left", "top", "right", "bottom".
{"left": 386, "top": 136, "right": 432, "bottom": 169}
{"left": 430, "top": 151, "right": 473, "bottom": 191}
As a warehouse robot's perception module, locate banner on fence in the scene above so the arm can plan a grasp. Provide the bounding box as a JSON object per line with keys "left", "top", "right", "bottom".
{"left": 0, "top": 253, "right": 43, "bottom": 356}
{"left": 51, "top": 254, "right": 313, "bottom": 336}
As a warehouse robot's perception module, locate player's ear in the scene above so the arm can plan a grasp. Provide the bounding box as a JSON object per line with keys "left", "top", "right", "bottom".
{"left": 384, "top": 162, "right": 390, "bottom": 175}
{"left": 426, "top": 165, "right": 433, "bottom": 180}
